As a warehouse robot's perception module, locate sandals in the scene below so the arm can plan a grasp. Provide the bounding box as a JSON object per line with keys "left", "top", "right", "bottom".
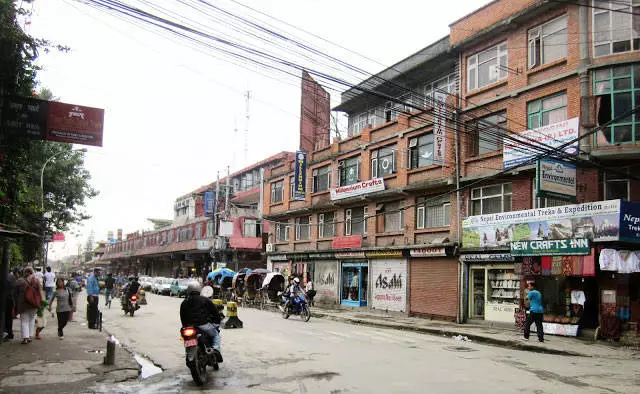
{"left": 21, "top": 339, "right": 29, "bottom": 344}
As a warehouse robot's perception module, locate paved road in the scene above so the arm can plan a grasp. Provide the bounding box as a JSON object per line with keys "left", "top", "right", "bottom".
{"left": 93, "top": 292, "right": 640, "bottom": 393}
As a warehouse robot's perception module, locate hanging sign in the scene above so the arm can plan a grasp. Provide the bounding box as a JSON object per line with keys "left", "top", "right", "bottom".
{"left": 204, "top": 191, "right": 216, "bottom": 217}
{"left": 537, "top": 158, "right": 576, "bottom": 202}
{"left": 432, "top": 91, "right": 447, "bottom": 164}
{"left": 510, "top": 238, "right": 590, "bottom": 256}
{"left": 293, "top": 151, "right": 307, "bottom": 200}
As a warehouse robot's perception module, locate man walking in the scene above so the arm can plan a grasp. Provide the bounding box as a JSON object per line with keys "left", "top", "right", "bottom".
{"left": 3, "top": 268, "right": 18, "bottom": 340}
{"left": 44, "top": 266, "right": 55, "bottom": 302}
{"left": 523, "top": 281, "right": 544, "bottom": 343}
{"left": 104, "top": 273, "right": 115, "bottom": 307}
{"left": 86, "top": 269, "right": 100, "bottom": 329}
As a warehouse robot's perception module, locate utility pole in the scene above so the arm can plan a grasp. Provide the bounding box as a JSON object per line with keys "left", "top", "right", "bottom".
{"left": 244, "top": 90, "right": 251, "bottom": 166}
{"left": 224, "top": 166, "right": 231, "bottom": 219}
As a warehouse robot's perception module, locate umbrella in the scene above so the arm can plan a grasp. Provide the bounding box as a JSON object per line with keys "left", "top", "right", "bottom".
{"left": 238, "top": 267, "right": 252, "bottom": 275}
{"left": 251, "top": 268, "right": 270, "bottom": 274}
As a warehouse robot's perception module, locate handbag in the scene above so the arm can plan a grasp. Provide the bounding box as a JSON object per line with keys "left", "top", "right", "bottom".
{"left": 68, "top": 288, "right": 74, "bottom": 307}
{"left": 24, "top": 283, "right": 42, "bottom": 308}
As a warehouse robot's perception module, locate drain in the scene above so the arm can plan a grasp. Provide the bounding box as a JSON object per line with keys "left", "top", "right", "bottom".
{"left": 86, "top": 349, "right": 105, "bottom": 354}
{"left": 443, "top": 346, "right": 476, "bottom": 352}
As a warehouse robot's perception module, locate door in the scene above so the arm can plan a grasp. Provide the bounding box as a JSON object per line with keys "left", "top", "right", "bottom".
{"left": 469, "top": 268, "right": 485, "bottom": 319}
{"left": 341, "top": 262, "right": 368, "bottom": 307}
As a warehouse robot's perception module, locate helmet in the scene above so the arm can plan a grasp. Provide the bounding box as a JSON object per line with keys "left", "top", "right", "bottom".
{"left": 293, "top": 277, "right": 300, "bottom": 284}
{"left": 133, "top": 276, "right": 139, "bottom": 282}
{"left": 128, "top": 276, "right": 135, "bottom": 281}
{"left": 186, "top": 281, "right": 202, "bottom": 295}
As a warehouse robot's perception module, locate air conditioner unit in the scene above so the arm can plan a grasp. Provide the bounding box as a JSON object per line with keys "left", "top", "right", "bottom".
{"left": 266, "top": 243, "right": 275, "bottom": 252}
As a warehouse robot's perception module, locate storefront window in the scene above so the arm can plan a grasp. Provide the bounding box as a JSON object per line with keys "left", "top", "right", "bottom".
{"left": 341, "top": 262, "right": 368, "bottom": 307}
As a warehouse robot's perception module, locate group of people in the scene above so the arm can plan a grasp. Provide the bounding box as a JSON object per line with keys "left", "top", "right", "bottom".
{"left": 4, "top": 266, "right": 82, "bottom": 343}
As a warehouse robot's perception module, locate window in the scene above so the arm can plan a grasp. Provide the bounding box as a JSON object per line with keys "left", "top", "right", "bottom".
{"left": 409, "top": 134, "right": 434, "bottom": 169}
{"left": 243, "top": 219, "right": 261, "bottom": 238}
{"left": 312, "top": 165, "right": 330, "bottom": 192}
{"left": 593, "top": 64, "right": 640, "bottom": 144}
{"left": 295, "top": 216, "right": 312, "bottom": 241}
{"left": 532, "top": 177, "right": 567, "bottom": 208}
{"left": 593, "top": 0, "right": 640, "bottom": 57}
{"left": 168, "top": 230, "right": 174, "bottom": 244}
{"left": 471, "top": 184, "right": 512, "bottom": 215}
{"left": 424, "top": 74, "right": 457, "bottom": 105}
{"left": 318, "top": 212, "right": 335, "bottom": 238}
{"left": 206, "top": 221, "right": 214, "bottom": 238}
{"left": 276, "top": 221, "right": 290, "bottom": 242}
{"left": 195, "top": 223, "right": 202, "bottom": 240}
{"left": 528, "top": 15, "right": 568, "bottom": 68}
{"left": 339, "top": 156, "right": 360, "bottom": 186}
{"left": 467, "top": 111, "right": 507, "bottom": 156}
{"left": 416, "top": 197, "right": 451, "bottom": 229}
{"left": 289, "top": 176, "right": 295, "bottom": 198}
{"left": 604, "top": 173, "right": 630, "bottom": 200}
{"left": 467, "top": 42, "right": 508, "bottom": 91}
{"left": 271, "top": 180, "right": 284, "bottom": 203}
{"left": 371, "top": 145, "right": 397, "bottom": 178}
{"left": 527, "top": 92, "right": 568, "bottom": 129}
{"left": 381, "top": 201, "right": 404, "bottom": 232}
{"left": 345, "top": 206, "right": 368, "bottom": 236}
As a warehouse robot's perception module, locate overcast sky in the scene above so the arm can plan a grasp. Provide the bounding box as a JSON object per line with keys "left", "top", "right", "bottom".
{"left": 28, "top": 0, "right": 489, "bottom": 260}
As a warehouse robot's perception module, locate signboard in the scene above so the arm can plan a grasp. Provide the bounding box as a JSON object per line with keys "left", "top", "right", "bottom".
{"left": 330, "top": 178, "right": 384, "bottom": 201}
{"left": 432, "top": 91, "right": 447, "bottom": 164}
{"left": 460, "top": 253, "right": 515, "bottom": 262}
{"left": 204, "top": 191, "right": 215, "bottom": 217}
{"left": 268, "top": 254, "right": 287, "bottom": 261}
{"left": 117, "top": 229, "right": 123, "bottom": 241}
{"left": 365, "top": 250, "right": 403, "bottom": 259}
{"left": 371, "top": 259, "right": 406, "bottom": 312}
{"left": 293, "top": 151, "right": 307, "bottom": 201}
{"left": 503, "top": 117, "right": 579, "bottom": 169}
{"left": 314, "top": 261, "right": 338, "bottom": 304}
{"left": 409, "top": 247, "right": 446, "bottom": 257}
{"left": 196, "top": 240, "right": 210, "bottom": 250}
{"left": 332, "top": 235, "right": 362, "bottom": 249}
{"left": 46, "top": 101, "right": 105, "bottom": 147}
{"left": 0, "top": 96, "right": 48, "bottom": 139}
{"left": 218, "top": 220, "right": 234, "bottom": 237}
{"left": 619, "top": 201, "right": 640, "bottom": 242}
{"left": 335, "top": 251, "right": 366, "bottom": 259}
{"left": 52, "top": 233, "right": 65, "bottom": 242}
{"left": 462, "top": 200, "right": 621, "bottom": 248}
{"left": 510, "top": 238, "right": 590, "bottom": 256}
{"left": 537, "top": 158, "right": 576, "bottom": 201}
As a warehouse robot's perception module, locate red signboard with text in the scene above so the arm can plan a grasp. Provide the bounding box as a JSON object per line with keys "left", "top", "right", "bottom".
{"left": 332, "top": 235, "right": 362, "bottom": 249}
{"left": 52, "top": 233, "right": 65, "bottom": 242}
{"left": 46, "top": 101, "right": 105, "bottom": 147}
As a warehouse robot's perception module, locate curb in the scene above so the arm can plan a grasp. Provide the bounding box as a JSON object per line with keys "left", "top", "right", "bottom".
{"left": 313, "top": 312, "right": 587, "bottom": 357}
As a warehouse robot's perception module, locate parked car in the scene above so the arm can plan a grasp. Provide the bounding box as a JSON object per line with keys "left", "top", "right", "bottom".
{"left": 170, "top": 279, "right": 189, "bottom": 297}
{"left": 139, "top": 276, "right": 153, "bottom": 291}
{"left": 157, "top": 278, "right": 172, "bottom": 295}
{"left": 151, "top": 277, "right": 166, "bottom": 294}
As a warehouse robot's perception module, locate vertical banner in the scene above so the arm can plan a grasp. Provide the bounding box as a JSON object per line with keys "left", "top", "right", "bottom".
{"left": 204, "top": 191, "right": 216, "bottom": 217}
{"left": 294, "top": 151, "right": 307, "bottom": 201}
{"left": 432, "top": 91, "right": 447, "bottom": 165}
{"left": 371, "top": 259, "right": 407, "bottom": 312}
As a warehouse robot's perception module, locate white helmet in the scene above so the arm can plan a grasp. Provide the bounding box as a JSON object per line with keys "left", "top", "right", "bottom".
{"left": 186, "top": 281, "right": 202, "bottom": 295}
{"left": 293, "top": 277, "right": 300, "bottom": 284}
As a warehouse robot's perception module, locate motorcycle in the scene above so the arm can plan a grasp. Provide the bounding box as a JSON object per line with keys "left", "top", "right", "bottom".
{"left": 282, "top": 293, "right": 311, "bottom": 322}
{"left": 121, "top": 293, "right": 140, "bottom": 316}
{"left": 180, "top": 326, "right": 221, "bottom": 385}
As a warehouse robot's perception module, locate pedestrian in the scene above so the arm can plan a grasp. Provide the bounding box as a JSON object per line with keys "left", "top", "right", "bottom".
{"left": 44, "top": 266, "right": 55, "bottom": 303}
{"left": 3, "top": 268, "right": 18, "bottom": 340}
{"left": 34, "top": 298, "right": 50, "bottom": 340}
{"left": 104, "top": 273, "right": 115, "bottom": 307}
{"left": 15, "top": 267, "right": 41, "bottom": 344}
{"left": 523, "top": 281, "right": 544, "bottom": 343}
{"left": 86, "top": 268, "right": 100, "bottom": 329}
{"left": 49, "top": 278, "right": 73, "bottom": 339}
{"left": 305, "top": 272, "right": 316, "bottom": 306}
{"left": 34, "top": 267, "right": 44, "bottom": 285}
{"left": 66, "top": 274, "right": 81, "bottom": 321}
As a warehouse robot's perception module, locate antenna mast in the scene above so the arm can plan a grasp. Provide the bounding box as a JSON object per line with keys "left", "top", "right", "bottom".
{"left": 244, "top": 90, "right": 251, "bottom": 166}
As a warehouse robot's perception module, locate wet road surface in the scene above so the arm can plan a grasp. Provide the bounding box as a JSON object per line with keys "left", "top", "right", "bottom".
{"left": 90, "top": 293, "right": 640, "bottom": 393}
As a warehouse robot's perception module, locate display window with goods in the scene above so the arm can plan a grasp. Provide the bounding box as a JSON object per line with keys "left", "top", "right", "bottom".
{"left": 468, "top": 264, "right": 520, "bottom": 323}
{"left": 340, "top": 262, "right": 368, "bottom": 307}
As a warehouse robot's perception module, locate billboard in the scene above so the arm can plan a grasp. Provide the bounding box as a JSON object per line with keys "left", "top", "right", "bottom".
{"left": 293, "top": 151, "right": 307, "bottom": 200}
{"left": 46, "top": 101, "right": 105, "bottom": 147}
{"left": 536, "top": 158, "right": 576, "bottom": 201}
{"left": 0, "top": 96, "right": 49, "bottom": 139}
{"left": 503, "top": 117, "right": 579, "bottom": 169}
{"left": 432, "top": 91, "right": 447, "bottom": 164}
{"left": 204, "top": 191, "right": 216, "bottom": 217}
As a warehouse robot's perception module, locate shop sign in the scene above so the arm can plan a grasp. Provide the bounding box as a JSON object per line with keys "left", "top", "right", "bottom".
{"left": 432, "top": 91, "right": 447, "bottom": 164}
{"left": 196, "top": 240, "right": 210, "bottom": 250}
{"left": 293, "top": 151, "right": 307, "bottom": 200}
{"left": 536, "top": 158, "right": 576, "bottom": 202}
{"left": 330, "top": 178, "right": 385, "bottom": 201}
{"left": 460, "top": 253, "right": 515, "bottom": 262}
{"left": 372, "top": 259, "right": 406, "bottom": 312}
{"left": 503, "top": 117, "right": 579, "bottom": 169}
{"left": 308, "top": 252, "right": 335, "bottom": 260}
{"left": 314, "top": 262, "right": 338, "bottom": 303}
{"left": 332, "top": 235, "right": 362, "bottom": 249}
{"left": 409, "top": 247, "right": 446, "bottom": 257}
{"left": 335, "top": 251, "right": 366, "bottom": 259}
{"left": 204, "top": 191, "right": 215, "bottom": 217}
{"left": 123, "top": 251, "right": 132, "bottom": 257}
{"left": 619, "top": 200, "right": 640, "bottom": 242}
{"left": 365, "top": 250, "right": 403, "bottom": 259}
{"left": 46, "top": 101, "right": 105, "bottom": 147}
{"left": 269, "top": 254, "right": 288, "bottom": 261}
{"left": 0, "top": 95, "right": 48, "bottom": 139}
{"left": 287, "top": 254, "right": 309, "bottom": 261}
{"left": 510, "top": 238, "right": 590, "bottom": 256}
{"left": 462, "top": 199, "right": 622, "bottom": 248}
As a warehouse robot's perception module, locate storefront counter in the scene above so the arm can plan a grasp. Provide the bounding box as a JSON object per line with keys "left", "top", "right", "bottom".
{"left": 484, "top": 301, "right": 518, "bottom": 323}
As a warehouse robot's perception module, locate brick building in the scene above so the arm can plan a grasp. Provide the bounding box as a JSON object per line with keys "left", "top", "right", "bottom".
{"left": 265, "top": 0, "right": 640, "bottom": 332}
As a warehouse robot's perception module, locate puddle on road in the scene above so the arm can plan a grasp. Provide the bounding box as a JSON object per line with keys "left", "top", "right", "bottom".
{"left": 133, "top": 354, "right": 163, "bottom": 379}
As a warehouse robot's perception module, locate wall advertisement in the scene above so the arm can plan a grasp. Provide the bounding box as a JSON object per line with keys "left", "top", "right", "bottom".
{"left": 204, "top": 191, "right": 216, "bottom": 217}
{"left": 536, "top": 158, "right": 576, "bottom": 201}
{"left": 293, "top": 151, "right": 307, "bottom": 201}
{"left": 432, "top": 91, "right": 447, "bottom": 164}
{"left": 371, "top": 259, "right": 407, "bottom": 312}
{"left": 330, "top": 178, "right": 385, "bottom": 200}
{"left": 313, "top": 261, "right": 338, "bottom": 304}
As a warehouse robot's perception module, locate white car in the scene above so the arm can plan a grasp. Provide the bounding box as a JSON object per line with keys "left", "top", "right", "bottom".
{"left": 157, "top": 278, "right": 172, "bottom": 295}
{"left": 151, "top": 277, "right": 166, "bottom": 294}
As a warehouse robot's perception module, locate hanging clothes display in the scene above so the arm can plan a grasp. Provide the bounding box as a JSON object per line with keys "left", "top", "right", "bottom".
{"left": 541, "top": 256, "right": 552, "bottom": 276}
{"left": 599, "top": 249, "right": 621, "bottom": 271}
{"left": 582, "top": 249, "right": 595, "bottom": 276}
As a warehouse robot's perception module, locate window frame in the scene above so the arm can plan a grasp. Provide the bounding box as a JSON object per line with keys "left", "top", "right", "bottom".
{"left": 382, "top": 201, "right": 404, "bottom": 233}
{"left": 276, "top": 221, "right": 290, "bottom": 242}
{"left": 243, "top": 218, "right": 260, "bottom": 238}
{"left": 592, "top": 0, "right": 640, "bottom": 58}
{"left": 289, "top": 176, "right": 295, "bottom": 198}
{"left": 467, "top": 111, "right": 507, "bottom": 157}
{"left": 528, "top": 14, "right": 568, "bottom": 69}
{"left": 312, "top": 165, "right": 331, "bottom": 193}
{"left": 467, "top": 42, "right": 508, "bottom": 91}
{"left": 409, "top": 133, "right": 435, "bottom": 169}
{"left": 371, "top": 145, "right": 397, "bottom": 178}
{"left": 604, "top": 172, "right": 631, "bottom": 200}
{"left": 295, "top": 216, "right": 312, "bottom": 241}
{"left": 318, "top": 212, "right": 336, "bottom": 238}
{"left": 416, "top": 197, "right": 451, "bottom": 229}
{"left": 271, "top": 180, "right": 284, "bottom": 203}
{"left": 345, "top": 206, "right": 367, "bottom": 236}
{"left": 339, "top": 156, "right": 361, "bottom": 186}
{"left": 424, "top": 73, "right": 457, "bottom": 106}
{"left": 527, "top": 91, "right": 568, "bottom": 129}
{"left": 470, "top": 183, "right": 513, "bottom": 215}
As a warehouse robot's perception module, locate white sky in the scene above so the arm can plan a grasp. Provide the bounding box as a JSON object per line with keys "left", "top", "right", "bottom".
{"left": 28, "top": 0, "right": 489, "bottom": 260}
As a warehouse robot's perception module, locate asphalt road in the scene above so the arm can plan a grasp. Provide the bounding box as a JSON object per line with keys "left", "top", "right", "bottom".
{"left": 91, "top": 292, "right": 640, "bottom": 393}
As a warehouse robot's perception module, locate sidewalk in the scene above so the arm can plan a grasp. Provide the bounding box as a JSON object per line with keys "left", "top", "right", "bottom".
{"left": 312, "top": 307, "right": 640, "bottom": 360}
{"left": 0, "top": 308, "right": 139, "bottom": 393}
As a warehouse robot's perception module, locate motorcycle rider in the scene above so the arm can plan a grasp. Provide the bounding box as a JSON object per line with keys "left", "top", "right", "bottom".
{"left": 284, "top": 277, "right": 303, "bottom": 310}
{"left": 121, "top": 276, "right": 140, "bottom": 303}
{"left": 180, "top": 282, "right": 223, "bottom": 360}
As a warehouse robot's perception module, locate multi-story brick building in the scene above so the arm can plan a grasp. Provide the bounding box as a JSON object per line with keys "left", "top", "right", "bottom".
{"left": 265, "top": 0, "right": 640, "bottom": 334}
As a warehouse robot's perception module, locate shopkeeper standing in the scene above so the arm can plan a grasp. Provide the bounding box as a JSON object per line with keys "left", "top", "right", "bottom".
{"left": 523, "top": 282, "right": 544, "bottom": 343}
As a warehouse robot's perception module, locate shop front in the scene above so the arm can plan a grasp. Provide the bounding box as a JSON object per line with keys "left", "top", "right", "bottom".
{"left": 409, "top": 247, "right": 458, "bottom": 320}
{"left": 370, "top": 256, "right": 407, "bottom": 313}
{"left": 312, "top": 260, "right": 339, "bottom": 305}
{"left": 336, "top": 251, "right": 368, "bottom": 307}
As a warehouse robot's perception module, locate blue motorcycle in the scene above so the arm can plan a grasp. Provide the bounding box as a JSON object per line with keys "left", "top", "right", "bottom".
{"left": 282, "top": 294, "right": 311, "bottom": 322}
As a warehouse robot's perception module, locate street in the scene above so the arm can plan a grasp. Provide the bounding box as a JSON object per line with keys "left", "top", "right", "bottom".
{"left": 92, "top": 293, "right": 640, "bottom": 393}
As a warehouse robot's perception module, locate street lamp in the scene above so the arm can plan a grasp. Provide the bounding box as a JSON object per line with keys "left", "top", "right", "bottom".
{"left": 40, "top": 148, "right": 87, "bottom": 210}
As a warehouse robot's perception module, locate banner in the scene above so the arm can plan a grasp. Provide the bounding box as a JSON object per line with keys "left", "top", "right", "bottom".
{"left": 204, "top": 191, "right": 216, "bottom": 217}
{"left": 314, "top": 261, "right": 338, "bottom": 304}
{"left": 293, "top": 151, "right": 307, "bottom": 200}
{"left": 537, "top": 158, "right": 576, "bottom": 201}
{"left": 620, "top": 201, "right": 640, "bottom": 242}
{"left": 462, "top": 200, "right": 622, "bottom": 248}
{"left": 510, "top": 238, "right": 590, "bottom": 256}
{"left": 432, "top": 91, "right": 447, "bottom": 164}
{"left": 503, "top": 117, "right": 579, "bottom": 169}
{"left": 330, "top": 178, "right": 385, "bottom": 200}
{"left": 371, "top": 259, "right": 406, "bottom": 312}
